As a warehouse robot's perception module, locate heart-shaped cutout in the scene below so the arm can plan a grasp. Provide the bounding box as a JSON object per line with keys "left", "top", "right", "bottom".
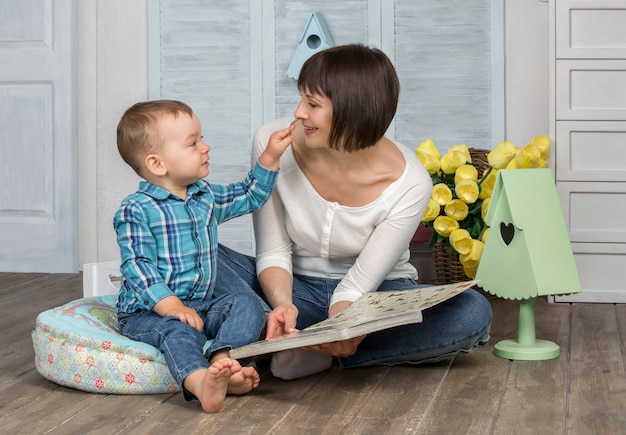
{"left": 500, "top": 222, "right": 515, "bottom": 246}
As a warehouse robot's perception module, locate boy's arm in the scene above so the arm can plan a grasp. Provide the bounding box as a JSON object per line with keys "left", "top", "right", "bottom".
{"left": 115, "top": 201, "right": 172, "bottom": 310}
{"left": 114, "top": 201, "right": 174, "bottom": 300}
{"left": 115, "top": 201, "right": 204, "bottom": 331}
{"left": 210, "top": 124, "right": 292, "bottom": 224}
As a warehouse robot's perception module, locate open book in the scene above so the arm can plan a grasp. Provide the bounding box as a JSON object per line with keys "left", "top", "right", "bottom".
{"left": 230, "top": 280, "right": 478, "bottom": 359}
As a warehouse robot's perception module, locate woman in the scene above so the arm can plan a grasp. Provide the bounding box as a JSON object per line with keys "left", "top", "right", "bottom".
{"left": 217, "top": 44, "right": 492, "bottom": 380}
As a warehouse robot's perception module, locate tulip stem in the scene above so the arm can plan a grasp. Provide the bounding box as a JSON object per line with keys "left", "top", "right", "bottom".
{"left": 478, "top": 166, "right": 493, "bottom": 185}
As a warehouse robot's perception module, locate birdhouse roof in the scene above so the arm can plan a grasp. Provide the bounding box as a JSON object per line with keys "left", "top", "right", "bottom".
{"left": 298, "top": 12, "right": 334, "bottom": 45}
{"left": 477, "top": 168, "right": 581, "bottom": 298}
{"left": 286, "top": 12, "right": 335, "bottom": 80}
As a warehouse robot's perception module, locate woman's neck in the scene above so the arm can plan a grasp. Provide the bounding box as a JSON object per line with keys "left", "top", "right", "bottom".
{"left": 293, "top": 136, "right": 391, "bottom": 172}
{"left": 291, "top": 136, "right": 405, "bottom": 206}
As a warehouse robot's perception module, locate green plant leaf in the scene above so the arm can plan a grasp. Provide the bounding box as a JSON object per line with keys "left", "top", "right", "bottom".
{"left": 426, "top": 230, "right": 438, "bottom": 249}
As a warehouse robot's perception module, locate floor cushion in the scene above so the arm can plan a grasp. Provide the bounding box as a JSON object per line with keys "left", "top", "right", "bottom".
{"left": 32, "top": 295, "right": 181, "bottom": 394}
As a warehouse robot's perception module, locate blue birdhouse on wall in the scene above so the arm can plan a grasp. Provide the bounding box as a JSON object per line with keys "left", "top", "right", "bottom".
{"left": 286, "top": 12, "right": 334, "bottom": 80}
{"left": 476, "top": 168, "right": 581, "bottom": 360}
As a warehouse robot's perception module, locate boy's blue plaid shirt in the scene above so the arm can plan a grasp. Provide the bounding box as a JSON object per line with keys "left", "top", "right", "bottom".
{"left": 115, "top": 162, "right": 277, "bottom": 314}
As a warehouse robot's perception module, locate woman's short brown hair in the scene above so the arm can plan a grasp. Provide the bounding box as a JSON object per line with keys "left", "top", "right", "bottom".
{"left": 116, "top": 100, "right": 193, "bottom": 175}
{"left": 297, "top": 44, "right": 400, "bottom": 152}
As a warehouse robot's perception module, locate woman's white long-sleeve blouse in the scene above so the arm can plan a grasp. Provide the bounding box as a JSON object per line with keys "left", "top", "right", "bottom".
{"left": 251, "top": 118, "right": 433, "bottom": 306}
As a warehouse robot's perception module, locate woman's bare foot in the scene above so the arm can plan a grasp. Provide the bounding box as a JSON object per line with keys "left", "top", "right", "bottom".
{"left": 196, "top": 358, "right": 241, "bottom": 413}
{"left": 227, "top": 365, "right": 260, "bottom": 395}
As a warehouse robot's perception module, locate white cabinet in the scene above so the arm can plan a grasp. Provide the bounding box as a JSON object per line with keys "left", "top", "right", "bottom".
{"left": 551, "top": 0, "right": 626, "bottom": 302}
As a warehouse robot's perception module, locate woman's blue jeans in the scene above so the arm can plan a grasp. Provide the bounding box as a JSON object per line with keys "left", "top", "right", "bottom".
{"left": 216, "top": 244, "right": 493, "bottom": 369}
{"left": 118, "top": 290, "right": 265, "bottom": 401}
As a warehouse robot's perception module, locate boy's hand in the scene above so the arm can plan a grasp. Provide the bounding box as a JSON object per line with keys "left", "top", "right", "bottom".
{"left": 154, "top": 295, "right": 204, "bottom": 332}
{"left": 170, "top": 306, "right": 204, "bottom": 332}
{"left": 257, "top": 122, "right": 295, "bottom": 170}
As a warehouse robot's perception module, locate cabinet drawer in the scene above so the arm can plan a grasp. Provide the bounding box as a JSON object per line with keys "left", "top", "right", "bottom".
{"left": 554, "top": 244, "right": 626, "bottom": 303}
{"left": 557, "top": 182, "right": 626, "bottom": 243}
{"left": 556, "top": 0, "right": 626, "bottom": 59}
{"left": 556, "top": 121, "right": 626, "bottom": 181}
{"left": 557, "top": 60, "right": 626, "bottom": 120}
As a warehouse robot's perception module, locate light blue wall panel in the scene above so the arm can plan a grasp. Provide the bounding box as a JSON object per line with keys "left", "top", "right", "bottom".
{"left": 394, "top": 0, "right": 493, "bottom": 151}
{"left": 151, "top": 0, "right": 497, "bottom": 252}
{"left": 158, "top": 0, "right": 252, "bottom": 171}
{"left": 157, "top": 0, "right": 255, "bottom": 251}
{"left": 274, "top": 1, "right": 370, "bottom": 119}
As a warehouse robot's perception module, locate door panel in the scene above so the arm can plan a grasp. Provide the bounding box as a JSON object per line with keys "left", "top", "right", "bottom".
{"left": 0, "top": 0, "right": 77, "bottom": 272}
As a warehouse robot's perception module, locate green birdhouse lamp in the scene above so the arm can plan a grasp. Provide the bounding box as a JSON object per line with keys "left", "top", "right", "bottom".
{"left": 475, "top": 168, "right": 581, "bottom": 360}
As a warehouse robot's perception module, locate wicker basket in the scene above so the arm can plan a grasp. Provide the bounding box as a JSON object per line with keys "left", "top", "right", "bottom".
{"left": 432, "top": 148, "right": 490, "bottom": 285}
{"left": 468, "top": 147, "right": 490, "bottom": 178}
{"left": 432, "top": 243, "right": 468, "bottom": 284}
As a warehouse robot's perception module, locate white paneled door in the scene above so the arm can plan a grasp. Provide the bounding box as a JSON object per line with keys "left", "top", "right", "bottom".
{"left": 0, "top": 1, "right": 77, "bottom": 272}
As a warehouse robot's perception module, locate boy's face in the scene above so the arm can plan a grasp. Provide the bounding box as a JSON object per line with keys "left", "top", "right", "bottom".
{"left": 157, "top": 111, "right": 210, "bottom": 185}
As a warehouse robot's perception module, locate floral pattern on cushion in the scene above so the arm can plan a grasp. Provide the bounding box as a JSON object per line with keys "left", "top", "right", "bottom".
{"left": 32, "top": 295, "right": 180, "bottom": 394}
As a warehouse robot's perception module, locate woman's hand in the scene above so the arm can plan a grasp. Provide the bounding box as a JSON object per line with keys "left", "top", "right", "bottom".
{"left": 265, "top": 302, "right": 299, "bottom": 339}
{"left": 302, "top": 335, "right": 366, "bottom": 357}
{"left": 258, "top": 267, "right": 298, "bottom": 339}
{"left": 301, "top": 299, "right": 365, "bottom": 357}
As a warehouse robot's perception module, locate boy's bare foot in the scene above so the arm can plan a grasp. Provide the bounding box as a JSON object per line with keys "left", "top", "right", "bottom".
{"left": 198, "top": 358, "right": 241, "bottom": 413}
{"left": 227, "top": 365, "right": 260, "bottom": 395}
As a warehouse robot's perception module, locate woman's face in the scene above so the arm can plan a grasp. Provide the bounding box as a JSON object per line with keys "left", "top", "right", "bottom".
{"left": 293, "top": 88, "right": 333, "bottom": 149}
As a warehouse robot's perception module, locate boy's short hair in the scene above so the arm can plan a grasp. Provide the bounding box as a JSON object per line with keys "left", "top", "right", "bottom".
{"left": 297, "top": 44, "right": 400, "bottom": 152}
{"left": 117, "top": 100, "right": 194, "bottom": 175}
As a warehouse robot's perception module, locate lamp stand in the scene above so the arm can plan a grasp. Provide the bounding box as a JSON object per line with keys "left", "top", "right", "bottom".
{"left": 493, "top": 297, "right": 560, "bottom": 360}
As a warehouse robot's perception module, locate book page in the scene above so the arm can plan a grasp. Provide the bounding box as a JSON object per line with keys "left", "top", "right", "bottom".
{"left": 230, "top": 280, "right": 478, "bottom": 359}
{"left": 305, "top": 280, "right": 477, "bottom": 332}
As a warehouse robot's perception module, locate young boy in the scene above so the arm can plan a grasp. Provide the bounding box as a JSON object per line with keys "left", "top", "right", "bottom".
{"left": 114, "top": 100, "right": 293, "bottom": 412}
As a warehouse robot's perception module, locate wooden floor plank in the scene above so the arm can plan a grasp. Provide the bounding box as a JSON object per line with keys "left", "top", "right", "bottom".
{"left": 0, "top": 274, "right": 83, "bottom": 378}
{"left": 344, "top": 363, "right": 452, "bottom": 434}
{"left": 491, "top": 298, "right": 571, "bottom": 434}
{"left": 2, "top": 387, "right": 166, "bottom": 434}
{"left": 1, "top": 272, "right": 626, "bottom": 434}
{"left": 488, "top": 298, "right": 519, "bottom": 343}
{"left": 416, "top": 348, "right": 510, "bottom": 434}
{"left": 0, "top": 369, "right": 64, "bottom": 416}
{"left": 129, "top": 366, "right": 330, "bottom": 433}
{"left": 0, "top": 272, "right": 46, "bottom": 290}
{"left": 567, "top": 303, "right": 626, "bottom": 433}
{"left": 258, "top": 365, "right": 392, "bottom": 433}
{"left": 617, "top": 303, "right": 626, "bottom": 363}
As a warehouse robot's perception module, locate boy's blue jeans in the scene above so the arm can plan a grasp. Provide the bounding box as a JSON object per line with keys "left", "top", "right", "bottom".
{"left": 216, "top": 244, "right": 492, "bottom": 368}
{"left": 118, "top": 291, "right": 265, "bottom": 401}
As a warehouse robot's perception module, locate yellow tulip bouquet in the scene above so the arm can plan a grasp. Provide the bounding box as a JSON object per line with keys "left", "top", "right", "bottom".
{"left": 415, "top": 136, "right": 551, "bottom": 279}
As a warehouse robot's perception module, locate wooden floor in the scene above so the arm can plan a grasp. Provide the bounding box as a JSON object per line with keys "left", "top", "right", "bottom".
{"left": 1, "top": 273, "right": 625, "bottom": 434}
